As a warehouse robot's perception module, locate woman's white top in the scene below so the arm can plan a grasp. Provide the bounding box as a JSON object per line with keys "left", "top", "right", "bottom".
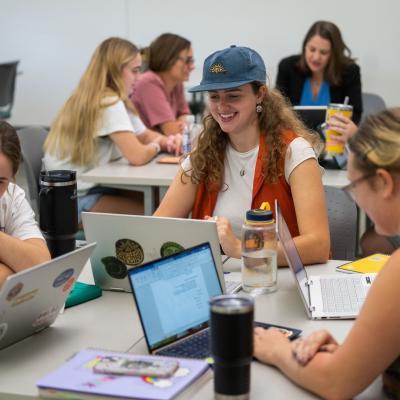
{"left": 43, "top": 98, "right": 146, "bottom": 196}
{"left": 0, "top": 183, "right": 43, "bottom": 240}
{"left": 182, "top": 137, "right": 318, "bottom": 238}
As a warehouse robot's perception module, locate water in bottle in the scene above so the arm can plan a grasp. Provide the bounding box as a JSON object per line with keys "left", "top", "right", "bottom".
{"left": 241, "top": 208, "right": 277, "bottom": 295}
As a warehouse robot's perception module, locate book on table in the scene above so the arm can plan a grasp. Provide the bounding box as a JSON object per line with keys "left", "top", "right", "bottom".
{"left": 37, "top": 348, "right": 210, "bottom": 400}
{"left": 336, "top": 253, "right": 390, "bottom": 274}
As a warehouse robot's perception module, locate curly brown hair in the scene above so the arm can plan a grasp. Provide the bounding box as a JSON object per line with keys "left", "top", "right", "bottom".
{"left": 185, "top": 83, "right": 321, "bottom": 189}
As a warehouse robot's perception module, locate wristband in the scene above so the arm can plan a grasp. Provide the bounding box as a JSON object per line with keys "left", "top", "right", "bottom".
{"left": 149, "top": 142, "right": 161, "bottom": 154}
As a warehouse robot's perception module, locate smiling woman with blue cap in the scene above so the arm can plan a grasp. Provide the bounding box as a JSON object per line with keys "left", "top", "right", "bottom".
{"left": 155, "top": 45, "right": 330, "bottom": 266}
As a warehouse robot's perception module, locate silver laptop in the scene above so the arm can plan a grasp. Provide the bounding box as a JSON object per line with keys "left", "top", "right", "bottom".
{"left": 0, "top": 243, "right": 96, "bottom": 350}
{"left": 82, "top": 212, "right": 241, "bottom": 294}
{"left": 275, "top": 200, "right": 375, "bottom": 319}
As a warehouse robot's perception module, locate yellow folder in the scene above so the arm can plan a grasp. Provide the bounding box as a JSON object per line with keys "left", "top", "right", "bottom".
{"left": 336, "top": 253, "right": 389, "bottom": 274}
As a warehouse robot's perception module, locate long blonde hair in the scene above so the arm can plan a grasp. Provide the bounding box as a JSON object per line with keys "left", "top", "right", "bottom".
{"left": 45, "top": 37, "right": 139, "bottom": 166}
{"left": 187, "top": 83, "right": 321, "bottom": 188}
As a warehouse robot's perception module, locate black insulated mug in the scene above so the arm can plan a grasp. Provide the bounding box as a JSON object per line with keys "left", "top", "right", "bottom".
{"left": 210, "top": 294, "right": 254, "bottom": 400}
{"left": 39, "top": 170, "right": 78, "bottom": 258}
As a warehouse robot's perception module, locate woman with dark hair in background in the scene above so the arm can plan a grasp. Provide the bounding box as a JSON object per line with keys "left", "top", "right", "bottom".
{"left": 0, "top": 121, "right": 50, "bottom": 286}
{"left": 276, "top": 20, "right": 362, "bottom": 124}
{"left": 132, "top": 33, "right": 195, "bottom": 135}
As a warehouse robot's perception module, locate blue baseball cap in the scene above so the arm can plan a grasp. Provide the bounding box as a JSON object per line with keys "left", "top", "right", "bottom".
{"left": 189, "top": 45, "right": 266, "bottom": 93}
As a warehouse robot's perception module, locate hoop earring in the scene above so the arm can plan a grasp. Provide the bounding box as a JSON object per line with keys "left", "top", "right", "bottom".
{"left": 256, "top": 104, "right": 263, "bottom": 113}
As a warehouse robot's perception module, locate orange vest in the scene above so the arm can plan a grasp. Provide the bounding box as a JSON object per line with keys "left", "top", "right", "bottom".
{"left": 192, "top": 131, "right": 300, "bottom": 237}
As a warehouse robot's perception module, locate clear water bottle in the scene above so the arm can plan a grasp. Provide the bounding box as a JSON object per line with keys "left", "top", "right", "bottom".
{"left": 241, "top": 208, "right": 277, "bottom": 295}
{"left": 182, "top": 115, "right": 195, "bottom": 157}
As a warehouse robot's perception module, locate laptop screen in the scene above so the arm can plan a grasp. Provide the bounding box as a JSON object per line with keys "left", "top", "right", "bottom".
{"left": 275, "top": 202, "right": 311, "bottom": 308}
{"left": 128, "top": 242, "right": 222, "bottom": 352}
{"left": 293, "top": 105, "right": 327, "bottom": 131}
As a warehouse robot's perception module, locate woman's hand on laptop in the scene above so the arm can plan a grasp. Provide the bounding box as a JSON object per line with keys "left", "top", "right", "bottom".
{"left": 254, "top": 327, "right": 290, "bottom": 365}
{"left": 326, "top": 114, "right": 358, "bottom": 144}
{"left": 291, "top": 330, "right": 338, "bottom": 366}
{"left": 205, "top": 216, "right": 241, "bottom": 259}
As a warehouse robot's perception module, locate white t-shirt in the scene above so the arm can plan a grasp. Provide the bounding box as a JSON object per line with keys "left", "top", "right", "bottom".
{"left": 0, "top": 183, "right": 44, "bottom": 240}
{"left": 182, "top": 137, "right": 318, "bottom": 238}
{"left": 43, "top": 98, "right": 146, "bottom": 196}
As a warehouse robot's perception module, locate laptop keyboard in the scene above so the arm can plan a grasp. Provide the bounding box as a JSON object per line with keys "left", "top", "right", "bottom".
{"left": 320, "top": 275, "right": 374, "bottom": 314}
{"left": 156, "top": 329, "right": 210, "bottom": 359}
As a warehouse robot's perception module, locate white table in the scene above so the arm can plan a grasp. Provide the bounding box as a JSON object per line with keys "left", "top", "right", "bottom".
{"left": 82, "top": 156, "right": 349, "bottom": 215}
{"left": 0, "top": 260, "right": 382, "bottom": 399}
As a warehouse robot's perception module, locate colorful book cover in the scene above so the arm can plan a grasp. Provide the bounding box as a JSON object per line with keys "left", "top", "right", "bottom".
{"left": 336, "top": 253, "right": 389, "bottom": 274}
{"left": 37, "top": 348, "right": 209, "bottom": 400}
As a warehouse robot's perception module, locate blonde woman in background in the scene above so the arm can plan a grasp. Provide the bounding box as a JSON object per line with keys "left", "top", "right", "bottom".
{"left": 44, "top": 37, "right": 181, "bottom": 222}
{"left": 255, "top": 108, "right": 400, "bottom": 399}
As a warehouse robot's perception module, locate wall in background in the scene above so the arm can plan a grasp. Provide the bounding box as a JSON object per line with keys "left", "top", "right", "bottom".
{"left": 1, "top": 0, "right": 399, "bottom": 126}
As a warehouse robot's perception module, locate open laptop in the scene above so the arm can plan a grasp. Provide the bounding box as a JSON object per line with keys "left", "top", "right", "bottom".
{"left": 82, "top": 212, "right": 241, "bottom": 294}
{"left": 0, "top": 243, "right": 96, "bottom": 350}
{"left": 128, "top": 242, "right": 301, "bottom": 359}
{"left": 275, "top": 200, "right": 375, "bottom": 320}
{"left": 293, "top": 105, "right": 327, "bottom": 131}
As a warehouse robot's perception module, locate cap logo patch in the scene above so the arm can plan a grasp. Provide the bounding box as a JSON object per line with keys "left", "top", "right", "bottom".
{"left": 209, "top": 63, "right": 227, "bottom": 73}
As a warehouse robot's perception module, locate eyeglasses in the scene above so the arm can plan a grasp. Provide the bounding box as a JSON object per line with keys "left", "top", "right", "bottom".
{"left": 341, "top": 172, "right": 376, "bottom": 201}
{"left": 177, "top": 56, "right": 195, "bottom": 65}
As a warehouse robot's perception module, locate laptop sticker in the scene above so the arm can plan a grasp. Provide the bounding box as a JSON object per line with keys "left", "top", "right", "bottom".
{"left": 53, "top": 268, "right": 74, "bottom": 288}
{"left": 0, "top": 322, "right": 8, "bottom": 341}
{"left": 115, "top": 239, "right": 144, "bottom": 266}
{"left": 32, "top": 305, "right": 59, "bottom": 329}
{"left": 11, "top": 288, "right": 38, "bottom": 306}
{"left": 160, "top": 242, "right": 184, "bottom": 257}
{"left": 101, "top": 256, "right": 128, "bottom": 279}
{"left": 6, "top": 282, "right": 24, "bottom": 301}
{"left": 63, "top": 276, "right": 75, "bottom": 293}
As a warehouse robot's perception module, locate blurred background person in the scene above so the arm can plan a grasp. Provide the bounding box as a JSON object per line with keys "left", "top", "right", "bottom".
{"left": 132, "top": 33, "right": 195, "bottom": 135}
{"left": 276, "top": 20, "right": 362, "bottom": 124}
{"left": 44, "top": 37, "right": 181, "bottom": 223}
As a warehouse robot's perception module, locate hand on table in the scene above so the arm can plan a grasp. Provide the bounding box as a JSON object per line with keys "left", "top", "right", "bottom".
{"left": 291, "top": 329, "right": 338, "bottom": 366}
{"left": 254, "top": 327, "right": 290, "bottom": 365}
{"left": 162, "top": 134, "right": 183, "bottom": 156}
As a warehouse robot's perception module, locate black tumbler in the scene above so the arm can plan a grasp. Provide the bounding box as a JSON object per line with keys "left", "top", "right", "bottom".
{"left": 39, "top": 170, "right": 78, "bottom": 258}
{"left": 210, "top": 294, "right": 254, "bottom": 400}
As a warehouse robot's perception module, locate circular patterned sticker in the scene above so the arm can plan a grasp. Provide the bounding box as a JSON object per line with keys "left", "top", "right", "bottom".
{"left": 101, "top": 256, "right": 128, "bottom": 279}
{"left": 6, "top": 282, "right": 23, "bottom": 301}
{"left": 53, "top": 268, "right": 74, "bottom": 288}
{"left": 160, "top": 242, "right": 185, "bottom": 258}
{"left": 115, "top": 239, "right": 144, "bottom": 266}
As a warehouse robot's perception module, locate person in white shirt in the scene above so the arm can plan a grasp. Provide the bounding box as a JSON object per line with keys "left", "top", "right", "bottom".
{"left": 44, "top": 37, "right": 182, "bottom": 222}
{"left": 0, "top": 121, "right": 50, "bottom": 287}
{"left": 155, "top": 46, "right": 330, "bottom": 265}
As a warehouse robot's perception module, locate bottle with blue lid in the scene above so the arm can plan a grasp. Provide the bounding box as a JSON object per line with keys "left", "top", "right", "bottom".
{"left": 241, "top": 207, "right": 277, "bottom": 295}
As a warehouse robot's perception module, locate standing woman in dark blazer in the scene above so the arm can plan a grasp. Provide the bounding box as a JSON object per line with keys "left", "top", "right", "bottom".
{"left": 276, "top": 21, "right": 362, "bottom": 124}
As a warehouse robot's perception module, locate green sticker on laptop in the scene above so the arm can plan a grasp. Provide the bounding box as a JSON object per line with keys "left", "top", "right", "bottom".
{"left": 160, "top": 242, "right": 184, "bottom": 257}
